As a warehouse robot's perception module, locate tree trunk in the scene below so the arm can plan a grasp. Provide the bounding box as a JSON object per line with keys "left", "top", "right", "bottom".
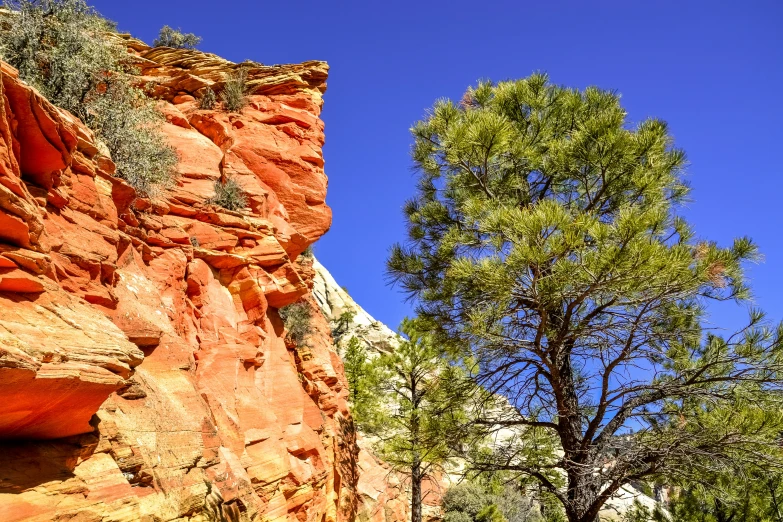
{"left": 411, "top": 455, "right": 422, "bottom": 522}
{"left": 410, "top": 367, "right": 422, "bottom": 522}
{"left": 565, "top": 510, "right": 599, "bottom": 522}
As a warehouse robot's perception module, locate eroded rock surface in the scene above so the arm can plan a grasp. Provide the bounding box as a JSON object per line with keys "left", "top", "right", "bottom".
{"left": 0, "top": 40, "right": 404, "bottom": 522}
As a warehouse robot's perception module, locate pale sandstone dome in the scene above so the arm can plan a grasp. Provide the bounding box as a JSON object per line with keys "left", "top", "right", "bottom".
{"left": 312, "top": 258, "right": 400, "bottom": 355}
{"left": 0, "top": 39, "right": 408, "bottom": 521}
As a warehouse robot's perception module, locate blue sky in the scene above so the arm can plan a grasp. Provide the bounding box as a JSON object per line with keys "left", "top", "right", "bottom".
{"left": 92, "top": 0, "right": 782, "bottom": 333}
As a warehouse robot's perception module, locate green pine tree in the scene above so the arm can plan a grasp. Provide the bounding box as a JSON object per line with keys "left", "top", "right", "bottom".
{"left": 388, "top": 74, "right": 783, "bottom": 522}
{"left": 367, "top": 319, "right": 469, "bottom": 522}
{"left": 342, "top": 336, "right": 378, "bottom": 428}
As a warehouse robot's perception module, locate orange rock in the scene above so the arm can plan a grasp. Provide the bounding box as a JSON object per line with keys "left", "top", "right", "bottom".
{"left": 0, "top": 267, "right": 44, "bottom": 292}
{"left": 185, "top": 221, "right": 238, "bottom": 250}
{"left": 0, "top": 46, "right": 407, "bottom": 521}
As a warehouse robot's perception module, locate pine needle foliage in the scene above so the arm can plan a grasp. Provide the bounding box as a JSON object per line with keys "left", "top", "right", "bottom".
{"left": 0, "top": 0, "right": 177, "bottom": 197}
{"left": 220, "top": 68, "right": 248, "bottom": 112}
{"left": 665, "top": 402, "right": 783, "bottom": 522}
{"left": 388, "top": 74, "right": 783, "bottom": 522}
{"left": 342, "top": 336, "right": 378, "bottom": 428}
{"left": 208, "top": 176, "right": 247, "bottom": 211}
{"left": 331, "top": 310, "right": 355, "bottom": 341}
{"left": 153, "top": 25, "right": 200, "bottom": 49}
{"left": 366, "top": 319, "right": 473, "bottom": 522}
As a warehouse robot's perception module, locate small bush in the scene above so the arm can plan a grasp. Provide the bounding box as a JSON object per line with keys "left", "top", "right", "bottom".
{"left": 208, "top": 177, "right": 247, "bottom": 211}
{"left": 0, "top": 0, "right": 123, "bottom": 122}
{"left": 153, "top": 25, "right": 200, "bottom": 49}
{"left": 0, "top": 0, "right": 177, "bottom": 197}
{"left": 279, "top": 302, "right": 312, "bottom": 346}
{"left": 444, "top": 482, "right": 538, "bottom": 522}
{"left": 199, "top": 88, "right": 216, "bottom": 110}
{"left": 88, "top": 81, "right": 178, "bottom": 197}
{"left": 220, "top": 68, "right": 248, "bottom": 112}
{"left": 301, "top": 245, "right": 314, "bottom": 259}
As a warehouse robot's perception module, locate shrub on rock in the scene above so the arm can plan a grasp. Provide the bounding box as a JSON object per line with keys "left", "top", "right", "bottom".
{"left": 0, "top": 0, "right": 177, "bottom": 197}
{"left": 199, "top": 88, "right": 216, "bottom": 110}
{"left": 153, "top": 25, "right": 201, "bottom": 49}
{"left": 208, "top": 177, "right": 247, "bottom": 211}
{"left": 220, "top": 68, "right": 248, "bottom": 112}
{"left": 279, "top": 302, "right": 312, "bottom": 346}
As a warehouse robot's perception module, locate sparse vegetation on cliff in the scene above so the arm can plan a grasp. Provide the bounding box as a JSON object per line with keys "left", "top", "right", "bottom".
{"left": 279, "top": 301, "right": 312, "bottom": 346}
{"left": 208, "top": 176, "right": 247, "bottom": 211}
{"left": 221, "top": 68, "right": 249, "bottom": 112}
{"left": 331, "top": 310, "right": 355, "bottom": 341}
{"left": 199, "top": 87, "right": 216, "bottom": 110}
{"left": 0, "top": 0, "right": 177, "bottom": 197}
{"left": 153, "top": 25, "right": 200, "bottom": 49}
{"left": 88, "top": 81, "right": 178, "bottom": 196}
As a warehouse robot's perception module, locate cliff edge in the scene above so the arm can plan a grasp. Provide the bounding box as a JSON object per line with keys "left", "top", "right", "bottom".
{"left": 0, "top": 37, "right": 404, "bottom": 522}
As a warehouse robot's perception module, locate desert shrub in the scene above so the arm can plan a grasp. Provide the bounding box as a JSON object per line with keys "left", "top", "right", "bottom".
{"left": 0, "top": 0, "right": 122, "bottom": 121}
{"left": 444, "top": 483, "right": 492, "bottom": 522}
{"left": 0, "top": 0, "right": 177, "bottom": 196}
{"left": 88, "top": 81, "right": 177, "bottom": 196}
{"left": 199, "top": 87, "right": 216, "bottom": 110}
{"left": 153, "top": 25, "right": 200, "bottom": 49}
{"left": 220, "top": 68, "right": 248, "bottom": 112}
{"left": 279, "top": 302, "right": 312, "bottom": 346}
{"left": 301, "top": 245, "right": 314, "bottom": 259}
{"left": 208, "top": 176, "right": 247, "bottom": 211}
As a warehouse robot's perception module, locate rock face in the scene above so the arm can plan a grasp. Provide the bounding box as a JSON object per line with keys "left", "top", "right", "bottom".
{"left": 0, "top": 39, "right": 402, "bottom": 521}
{"left": 312, "top": 259, "right": 399, "bottom": 355}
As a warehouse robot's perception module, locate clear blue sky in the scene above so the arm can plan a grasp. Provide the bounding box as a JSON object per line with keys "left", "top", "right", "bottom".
{"left": 92, "top": 0, "right": 782, "bottom": 333}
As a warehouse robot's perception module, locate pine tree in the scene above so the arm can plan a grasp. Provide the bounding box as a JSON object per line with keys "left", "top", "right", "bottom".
{"left": 342, "top": 336, "right": 377, "bottom": 428}
{"left": 388, "top": 74, "right": 783, "bottom": 522}
{"left": 368, "top": 319, "right": 468, "bottom": 522}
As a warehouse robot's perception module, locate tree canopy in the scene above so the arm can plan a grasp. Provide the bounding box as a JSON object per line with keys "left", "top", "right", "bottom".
{"left": 388, "top": 73, "right": 783, "bottom": 522}
{"left": 366, "top": 319, "right": 468, "bottom": 522}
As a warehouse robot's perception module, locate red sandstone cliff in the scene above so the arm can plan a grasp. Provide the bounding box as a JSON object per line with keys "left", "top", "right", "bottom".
{"left": 0, "top": 38, "right": 407, "bottom": 521}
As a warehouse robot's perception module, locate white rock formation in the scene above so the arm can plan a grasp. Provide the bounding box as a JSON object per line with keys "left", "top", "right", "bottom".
{"left": 312, "top": 258, "right": 400, "bottom": 354}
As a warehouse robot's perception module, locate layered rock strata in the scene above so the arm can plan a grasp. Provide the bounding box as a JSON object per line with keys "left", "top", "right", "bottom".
{"left": 0, "top": 38, "right": 404, "bottom": 522}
